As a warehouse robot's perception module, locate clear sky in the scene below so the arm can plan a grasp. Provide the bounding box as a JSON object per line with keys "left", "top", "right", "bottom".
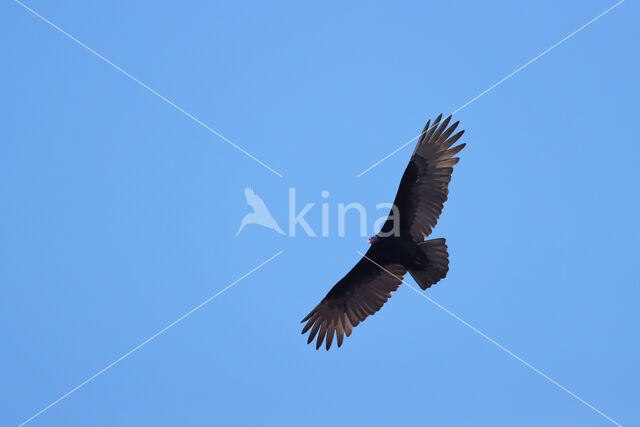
{"left": 1, "top": 1, "right": 638, "bottom": 426}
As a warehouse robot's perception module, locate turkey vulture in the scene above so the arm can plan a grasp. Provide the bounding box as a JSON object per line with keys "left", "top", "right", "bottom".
{"left": 301, "top": 114, "right": 466, "bottom": 350}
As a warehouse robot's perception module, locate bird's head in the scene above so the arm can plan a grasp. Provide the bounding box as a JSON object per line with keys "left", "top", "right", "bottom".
{"left": 368, "top": 236, "right": 379, "bottom": 244}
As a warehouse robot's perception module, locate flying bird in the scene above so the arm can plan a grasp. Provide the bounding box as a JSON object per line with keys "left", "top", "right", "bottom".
{"left": 236, "top": 187, "right": 285, "bottom": 236}
{"left": 301, "top": 114, "right": 466, "bottom": 350}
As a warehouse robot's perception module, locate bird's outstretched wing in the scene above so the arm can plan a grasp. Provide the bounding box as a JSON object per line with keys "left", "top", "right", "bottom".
{"left": 301, "top": 246, "right": 407, "bottom": 350}
{"left": 379, "top": 114, "right": 465, "bottom": 242}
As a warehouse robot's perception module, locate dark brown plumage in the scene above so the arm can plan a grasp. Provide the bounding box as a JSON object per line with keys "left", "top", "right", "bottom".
{"left": 301, "top": 114, "right": 466, "bottom": 350}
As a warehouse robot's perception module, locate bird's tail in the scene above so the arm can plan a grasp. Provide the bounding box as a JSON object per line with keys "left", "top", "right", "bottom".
{"left": 409, "top": 238, "right": 449, "bottom": 290}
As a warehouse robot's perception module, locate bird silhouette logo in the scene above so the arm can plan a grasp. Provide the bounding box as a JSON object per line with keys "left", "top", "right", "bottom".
{"left": 236, "top": 187, "right": 285, "bottom": 236}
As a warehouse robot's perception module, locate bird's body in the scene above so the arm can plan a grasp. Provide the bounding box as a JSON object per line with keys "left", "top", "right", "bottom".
{"left": 301, "top": 114, "right": 465, "bottom": 350}
{"left": 364, "top": 236, "right": 421, "bottom": 270}
{"left": 326, "top": 235, "right": 438, "bottom": 297}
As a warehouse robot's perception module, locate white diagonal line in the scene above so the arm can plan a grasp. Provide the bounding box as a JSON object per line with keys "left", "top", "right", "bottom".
{"left": 17, "top": 250, "right": 283, "bottom": 427}
{"left": 356, "top": 0, "right": 624, "bottom": 178}
{"left": 12, "top": 0, "right": 283, "bottom": 178}
{"left": 356, "top": 250, "right": 622, "bottom": 427}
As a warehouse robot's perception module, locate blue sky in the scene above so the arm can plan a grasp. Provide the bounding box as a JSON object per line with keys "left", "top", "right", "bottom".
{"left": 1, "top": 0, "right": 638, "bottom": 426}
